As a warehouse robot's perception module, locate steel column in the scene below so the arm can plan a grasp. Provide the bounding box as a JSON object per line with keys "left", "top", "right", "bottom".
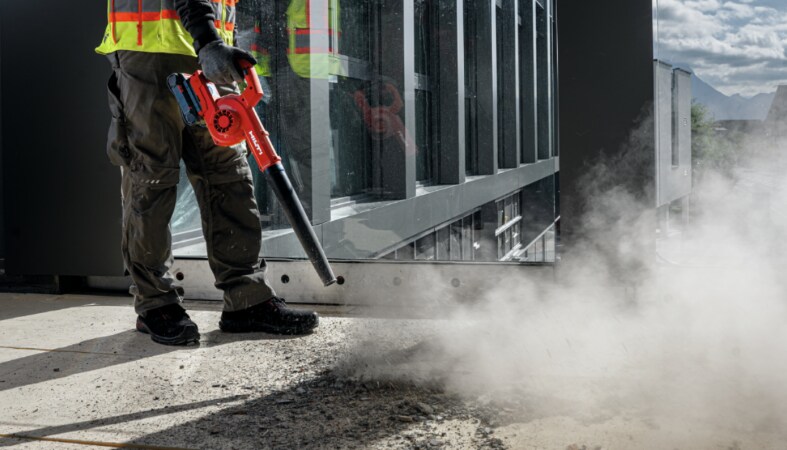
{"left": 378, "top": 0, "right": 417, "bottom": 199}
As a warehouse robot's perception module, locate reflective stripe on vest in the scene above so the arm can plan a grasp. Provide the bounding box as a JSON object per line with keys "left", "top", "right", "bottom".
{"left": 286, "top": 0, "right": 345, "bottom": 79}
{"left": 96, "top": 0, "right": 236, "bottom": 57}
{"left": 250, "top": 46, "right": 272, "bottom": 77}
{"left": 250, "top": 23, "right": 271, "bottom": 77}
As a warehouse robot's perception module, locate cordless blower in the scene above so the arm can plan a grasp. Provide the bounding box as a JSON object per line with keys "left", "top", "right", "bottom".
{"left": 167, "top": 62, "right": 337, "bottom": 287}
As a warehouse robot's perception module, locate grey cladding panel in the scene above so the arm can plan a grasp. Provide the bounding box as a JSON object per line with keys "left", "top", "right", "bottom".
{"left": 1, "top": 1, "right": 123, "bottom": 275}
{"left": 654, "top": 62, "right": 692, "bottom": 206}
{"left": 557, "top": 0, "right": 656, "bottom": 244}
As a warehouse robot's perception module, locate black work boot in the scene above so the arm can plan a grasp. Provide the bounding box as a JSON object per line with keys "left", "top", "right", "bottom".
{"left": 136, "top": 303, "right": 200, "bottom": 346}
{"left": 219, "top": 297, "right": 319, "bottom": 335}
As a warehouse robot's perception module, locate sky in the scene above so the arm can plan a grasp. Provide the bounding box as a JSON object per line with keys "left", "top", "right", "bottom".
{"left": 654, "top": 0, "right": 787, "bottom": 97}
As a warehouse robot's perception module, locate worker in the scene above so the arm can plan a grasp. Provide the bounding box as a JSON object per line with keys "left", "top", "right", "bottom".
{"left": 96, "top": 0, "right": 318, "bottom": 346}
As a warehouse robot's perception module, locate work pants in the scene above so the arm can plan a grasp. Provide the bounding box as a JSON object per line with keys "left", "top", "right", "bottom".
{"left": 105, "top": 51, "right": 276, "bottom": 317}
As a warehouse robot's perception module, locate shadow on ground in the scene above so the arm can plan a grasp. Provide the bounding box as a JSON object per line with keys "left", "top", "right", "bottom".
{"left": 0, "top": 294, "right": 117, "bottom": 322}
{"left": 1, "top": 333, "right": 519, "bottom": 449}
{"left": 0, "top": 330, "right": 190, "bottom": 393}
{"left": 0, "top": 325, "right": 308, "bottom": 394}
{"left": 122, "top": 372, "right": 464, "bottom": 449}
{"left": 0, "top": 395, "right": 250, "bottom": 448}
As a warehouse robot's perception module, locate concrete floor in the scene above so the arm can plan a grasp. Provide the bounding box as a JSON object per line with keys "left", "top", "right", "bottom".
{"left": 1, "top": 293, "right": 785, "bottom": 450}
{"left": 0, "top": 293, "right": 493, "bottom": 450}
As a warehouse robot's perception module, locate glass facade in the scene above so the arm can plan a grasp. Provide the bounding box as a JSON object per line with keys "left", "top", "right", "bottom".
{"left": 171, "top": 0, "right": 559, "bottom": 263}
{"left": 381, "top": 211, "right": 479, "bottom": 261}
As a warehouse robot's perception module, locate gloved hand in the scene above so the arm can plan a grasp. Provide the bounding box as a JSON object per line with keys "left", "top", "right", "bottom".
{"left": 198, "top": 40, "right": 257, "bottom": 85}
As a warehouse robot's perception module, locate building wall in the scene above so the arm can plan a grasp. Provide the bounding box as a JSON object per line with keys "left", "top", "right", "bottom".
{"left": 654, "top": 62, "right": 692, "bottom": 207}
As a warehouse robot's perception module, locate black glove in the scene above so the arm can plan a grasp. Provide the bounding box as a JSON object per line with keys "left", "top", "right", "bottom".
{"left": 197, "top": 40, "right": 257, "bottom": 85}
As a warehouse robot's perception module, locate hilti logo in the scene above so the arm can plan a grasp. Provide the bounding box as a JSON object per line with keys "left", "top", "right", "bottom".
{"left": 249, "top": 131, "right": 263, "bottom": 155}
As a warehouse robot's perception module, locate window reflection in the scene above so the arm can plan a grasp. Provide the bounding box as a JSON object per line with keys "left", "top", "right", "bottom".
{"left": 171, "top": 0, "right": 560, "bottom": 263}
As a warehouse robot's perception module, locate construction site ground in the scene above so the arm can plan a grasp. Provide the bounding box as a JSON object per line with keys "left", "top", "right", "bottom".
{"left": 0, "top": 292, "right": 783, "bottom": 450}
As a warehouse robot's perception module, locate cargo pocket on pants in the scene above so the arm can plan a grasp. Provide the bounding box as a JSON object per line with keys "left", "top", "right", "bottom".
{"left": 106, "top": 72, "right": 132, "bottom": 167}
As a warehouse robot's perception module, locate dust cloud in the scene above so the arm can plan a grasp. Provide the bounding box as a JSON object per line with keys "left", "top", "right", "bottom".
{"left": 333, "top": 112, "right": 787, "bottom": 446}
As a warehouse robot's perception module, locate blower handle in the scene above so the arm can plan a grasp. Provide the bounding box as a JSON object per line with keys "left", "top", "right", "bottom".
{"left": 238, "top": 60, "right": 264, "bottom": 109}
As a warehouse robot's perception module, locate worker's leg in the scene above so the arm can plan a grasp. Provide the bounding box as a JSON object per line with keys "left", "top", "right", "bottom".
{"left": 181, "top": 102, "right": 277, "bottom": 312}
{"left": 106, "top": 51, "right": 189, "bottom": 317}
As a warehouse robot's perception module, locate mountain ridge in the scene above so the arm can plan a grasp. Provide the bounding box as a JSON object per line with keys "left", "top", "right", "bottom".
{"left": 670, "top": 62, "right": 775, "bottom": 121}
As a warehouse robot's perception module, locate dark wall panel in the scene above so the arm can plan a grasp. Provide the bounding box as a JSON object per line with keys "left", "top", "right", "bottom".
{"left": 1, "top": 2, "right": 123, "bottom": 275}
{"left": 557, "top": 0, "right": 655, "bottom": 243}
{"left": 0, "top": 15, "right": 4, "bottom": 260}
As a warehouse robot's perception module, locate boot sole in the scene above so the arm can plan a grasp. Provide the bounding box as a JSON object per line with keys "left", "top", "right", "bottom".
{"left": 218, "top": 317, "right": 319, "bottom": 335}
{"left": 136, "top": 321, "right": 200, "bottom": 346}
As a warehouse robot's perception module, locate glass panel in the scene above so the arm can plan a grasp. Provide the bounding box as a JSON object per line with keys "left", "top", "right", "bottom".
{"left": 415, "top": 0, "right": 435, "bottom": 183}
{"left": 338, "top": 1, "right": 370, "bottom": 60}
{"left": 331, "top": 76, "right": 373, "bottom": 198}
{"left": 543, "top": 226, "right": 556, "bottom": 262}
{"left": 415, "top": 233, "right": 436, "bottom": 261}
{"left": 504, "top": 196, "right": 513, "bottom": 223}
{"left": 436, "top": 226, "right": 450, "bottom": 260}
{"left": 520, "top": 0, "right": 536, "bottom": 163}
{"left": 496, "top": 3, "right": 506, "bottom": 169}
{"left": 549, "top": 1, "right": 558, "bottom": 158}
{"left": 398, "top": 242, "right": 416, "bottom": 261}
{"left": 168, "top": 0, "right": 559, "bottom": 264}
{"left": 463, "top": 215, "right": 475, "bottom": 261}
{"left": 450, "top": 220, "right": 464, "bottom": 261}
{"left": 521, "top": 176, "right": 556, "bottom": 247}
{"left": 503, "top": 228, "right": 512, "bottom": 254}
{"left": 535, "top": 1, "right": 551, "bottom": 160}
{"left": 464, "top": 0, "right": 479, "bottom": 175}
{"left": 414, "top": 0, "right": 431, "bottom": 76}
{"left": 415, "top": 89, "right": 434, "bottom": 182}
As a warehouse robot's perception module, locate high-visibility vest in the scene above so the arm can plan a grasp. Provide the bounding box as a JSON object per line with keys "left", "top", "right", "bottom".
{"left": 286, "top": 0, "right": 345, "bottom": 79}
{"left": 250, "top": 22, "right": 272, "bottom": 77}
{"left": 96, "top": 0, "right": 237, "bottom": 57}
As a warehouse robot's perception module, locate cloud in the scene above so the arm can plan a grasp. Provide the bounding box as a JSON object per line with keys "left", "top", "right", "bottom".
{"left": 655, "top": 0, "right": 787, "bottom": 96}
